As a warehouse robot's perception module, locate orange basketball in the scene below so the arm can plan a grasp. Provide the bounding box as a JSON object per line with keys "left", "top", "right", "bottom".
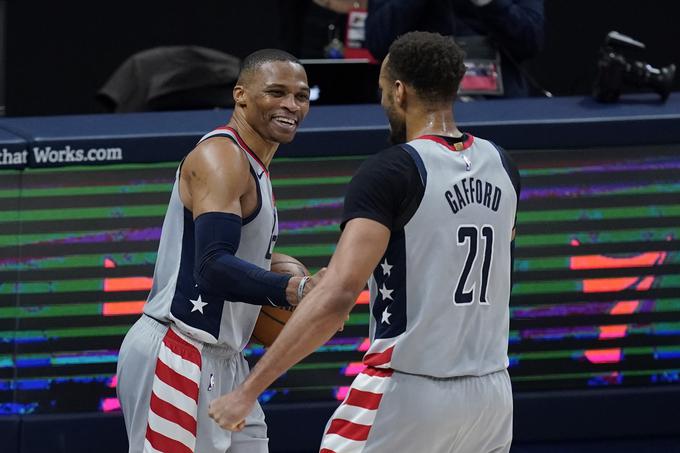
{"left": 251, "top": 253, "right": 309, "bottom": 347}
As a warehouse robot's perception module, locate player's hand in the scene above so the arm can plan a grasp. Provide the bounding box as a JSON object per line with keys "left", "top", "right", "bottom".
{"left": 287, "top": 267, "right": 328, "bottom": 306}
{"left": 285, "top": 267, "right": 326, "bottom": 306}
{"left": 301, "top": 267, "right": 327, "bottom": 300}
{"left": 208, "top": 389, "right": 255, "bottom": 432}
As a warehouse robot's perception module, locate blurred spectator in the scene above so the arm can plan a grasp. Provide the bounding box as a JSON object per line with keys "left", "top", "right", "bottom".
{"left": 97, "top": 46, "right": 240, "bottom": 112}
{"left": 278, "top": 0, "right": 368, "bottom": 59}
{"left": 365, "top": 0, "right": 544, "bottom": 97}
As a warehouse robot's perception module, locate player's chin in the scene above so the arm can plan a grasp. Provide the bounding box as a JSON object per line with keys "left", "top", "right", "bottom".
{"left": 270, "top": 128, "right": 298, "bottom": 144}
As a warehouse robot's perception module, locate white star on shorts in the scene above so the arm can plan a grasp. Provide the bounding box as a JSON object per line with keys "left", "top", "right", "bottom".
{"left": 190, "top": 294, "right": 208, "bottom": 314}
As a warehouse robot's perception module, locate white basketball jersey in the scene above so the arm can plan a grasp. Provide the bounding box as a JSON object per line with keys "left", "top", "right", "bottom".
{"left": 363, "top": 135, "right": 518, "bottom": 378}
{"left": 144, "top": 127, "right": 277, "bottom": 351}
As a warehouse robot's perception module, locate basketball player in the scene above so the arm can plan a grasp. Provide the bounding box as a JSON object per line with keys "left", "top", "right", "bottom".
{"left": 116, "top": 49, "right": 324, "bottom": 453}
{"left": 209, "top": 32, "right": 520, "bottom": 452}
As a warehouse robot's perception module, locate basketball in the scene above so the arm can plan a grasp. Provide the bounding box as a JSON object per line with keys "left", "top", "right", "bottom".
{"left": 251, "top": 253, "right": 309, "bottom": 347}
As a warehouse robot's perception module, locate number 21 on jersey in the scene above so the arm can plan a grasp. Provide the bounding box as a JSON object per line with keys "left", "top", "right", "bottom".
{"left": 454, "top": 224, "right": 494, "bottom": 305}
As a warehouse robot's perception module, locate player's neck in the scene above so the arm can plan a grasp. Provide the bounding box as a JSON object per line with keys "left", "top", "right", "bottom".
{"left": 406, "top": 106, "right": 461, "bottom": 141}
{"left": 227, "top": 115, "right": 278, "bottom": 168}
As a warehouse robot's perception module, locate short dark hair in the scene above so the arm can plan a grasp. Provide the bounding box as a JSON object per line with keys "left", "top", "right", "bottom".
{"left": 385, "top": 31, "right": 466, "bottom": 104}
{"left": 238, "top": 49, "right": 302, "bottom": 83}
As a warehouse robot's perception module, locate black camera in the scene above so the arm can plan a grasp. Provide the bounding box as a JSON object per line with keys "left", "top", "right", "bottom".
{"left": 593, "top": 31, "right": 676, "bottom": 102}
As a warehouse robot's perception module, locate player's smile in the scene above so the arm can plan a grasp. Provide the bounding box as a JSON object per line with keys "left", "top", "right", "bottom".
{"left": 249, "top": 61, "right": 310, "bottom": 144}
{"left": 271, "top": 113, "right": 299, "bottom": 133}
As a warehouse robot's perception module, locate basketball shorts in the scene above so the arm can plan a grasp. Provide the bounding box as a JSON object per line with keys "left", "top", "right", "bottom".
{"left": 320, "top": 367, "right": 512, "bottom": 453}
{"left": 117, "top": 314, "right": 268, "bottom": 453}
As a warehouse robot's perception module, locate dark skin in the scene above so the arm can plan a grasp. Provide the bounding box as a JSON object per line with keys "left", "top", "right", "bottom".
{"left": 180, "top": 60, "right": 324, "bottom": 309}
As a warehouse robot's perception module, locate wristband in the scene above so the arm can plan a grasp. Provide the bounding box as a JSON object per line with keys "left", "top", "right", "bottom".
{"left": 297, "top": 276, "right": 311, "bottom": 304}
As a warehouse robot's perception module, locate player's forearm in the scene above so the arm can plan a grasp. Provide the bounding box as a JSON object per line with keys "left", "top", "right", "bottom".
{"left": 194, "top": 212, "right": 295, "bottom": 307}
{"left": 240, "top": 283, "right": 355, "bottom": 398}
{"left": 239, "top": 218, "right": 389, "bottom": 398}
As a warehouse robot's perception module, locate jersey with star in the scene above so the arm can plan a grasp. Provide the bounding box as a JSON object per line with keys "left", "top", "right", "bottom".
{"left": 342, "top": 134, "right": 520, "bottom": 377}
{"left": 143, "top": 127, "right": 278, "bottom": 350}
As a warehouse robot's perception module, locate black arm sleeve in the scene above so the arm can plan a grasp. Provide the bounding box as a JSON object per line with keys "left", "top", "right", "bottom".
{"left": 341, "top": 146, "right": 425, "bottom": 231}
{"left": 194, "top": 212, "right": 292, "bottom": 307}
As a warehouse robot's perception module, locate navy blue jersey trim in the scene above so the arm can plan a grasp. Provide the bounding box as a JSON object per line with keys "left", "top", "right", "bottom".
{"left": 400, "top": 144, "right": 427, "bottom": 187}
{"left": 490, "top": 142, "right": 520, "bottom": 198}
{"left": 490, "top": 141, "right": 521, "bottom": 227}
{"left": 372, "top": 229, "right": 407, "bottom": 339}
{"left": 243, "top": 165, "right": 262, "bottom": 225}
{"left": 198, "top": 132, "right": 239, "bottom": 146}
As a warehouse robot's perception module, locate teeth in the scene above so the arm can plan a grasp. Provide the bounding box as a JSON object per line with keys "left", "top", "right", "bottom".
{"left": 275, "top": 117, "right": 295, "bottom": 126}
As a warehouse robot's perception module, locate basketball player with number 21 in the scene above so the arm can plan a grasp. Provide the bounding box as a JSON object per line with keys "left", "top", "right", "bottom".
{"left": 116, "top": 49, "right": 325, "bottom": 453}
{"left": 210, "top": 32, "right": 521, "bottom": 453}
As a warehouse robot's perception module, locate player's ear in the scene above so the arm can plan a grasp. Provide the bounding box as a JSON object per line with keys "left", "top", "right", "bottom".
{"left": 394, "top": 80, "right": 406, "bottom": 109}
{"left": 233, "top": 85, "right": 247, "bottom": 107}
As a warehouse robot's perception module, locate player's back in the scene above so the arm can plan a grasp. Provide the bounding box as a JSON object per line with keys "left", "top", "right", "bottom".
{"left": 365, "top": 134, "right": 519, "bottom": 378}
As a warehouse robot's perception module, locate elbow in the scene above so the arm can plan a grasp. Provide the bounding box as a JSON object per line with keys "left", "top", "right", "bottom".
{"left": 331, "top": 287, "right": 359, "bottom": 316}
{"left": 328, "top": 288, "right": 357, "bottom": 330}
{"left": 310, "top": 287, "right": 357, "bottom": 327}
{"left": 194, "top": 243, "right": 225, "bottom": 289}
{"left": 193, "top": 254, "right": 219, "bottom": 297}
{"left": 193, "top": 251, "right": 207, "bottom": 285}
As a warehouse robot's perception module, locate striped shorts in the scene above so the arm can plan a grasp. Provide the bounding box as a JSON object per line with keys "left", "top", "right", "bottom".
{"left": 320, "top": 367, "right": 512, "bottom": 453}
{"left": 117, "top": 314, "right": 267, "bottom": 453}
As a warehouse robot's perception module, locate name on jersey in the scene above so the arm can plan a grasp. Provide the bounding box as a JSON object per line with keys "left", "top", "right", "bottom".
{"left": 445, "top": 177, "right": 501, "bottom": 214}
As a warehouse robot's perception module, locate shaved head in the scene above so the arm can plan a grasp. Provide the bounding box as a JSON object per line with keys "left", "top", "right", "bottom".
{"left": 237, "top": 49, "right": 302, "bottom": 84}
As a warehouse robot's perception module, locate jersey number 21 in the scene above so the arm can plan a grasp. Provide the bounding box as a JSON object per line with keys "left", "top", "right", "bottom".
{"left": 454, "top": 225, "right": 494, "bottom": 305}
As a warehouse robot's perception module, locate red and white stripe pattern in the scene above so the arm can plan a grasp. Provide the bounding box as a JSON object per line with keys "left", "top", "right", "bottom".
{"left": 361, "top": 337, "right": 398, "bottom": 369}
{"left": 144, "top": 327, "right": 203, "bottom": 453}
{"left": 320, "top": 337, "right": 400, "bottom": 452}
{"left": 320, "top": 367, "right": 394, "bottom": 453}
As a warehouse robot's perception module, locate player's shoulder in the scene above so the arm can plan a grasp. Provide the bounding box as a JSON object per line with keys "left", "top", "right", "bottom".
{"left": 188, "top": 133, "right": 249, "bottom": 169}
{"left": 362, "top": 144, "right": 416, "bottom": 170}
{"left": 467, "top": 134, "right": 499, "bottom": 152}
{"left": 489, "top": 140, "right": 518, "bottom": 169}
{"left": 352, "top": 144, "right": 422, "bottom": 192}
{"left": 472, "top": 135, "right": 507, "bottom": 155}
{"left": 181, "top": 133, "right": 251, "bottom": 189}
{"left": 473, "top": 136, "right": 517, "bottom": 165}
{"left": 474, "top": 136, "right": 521, "bottom": 191}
